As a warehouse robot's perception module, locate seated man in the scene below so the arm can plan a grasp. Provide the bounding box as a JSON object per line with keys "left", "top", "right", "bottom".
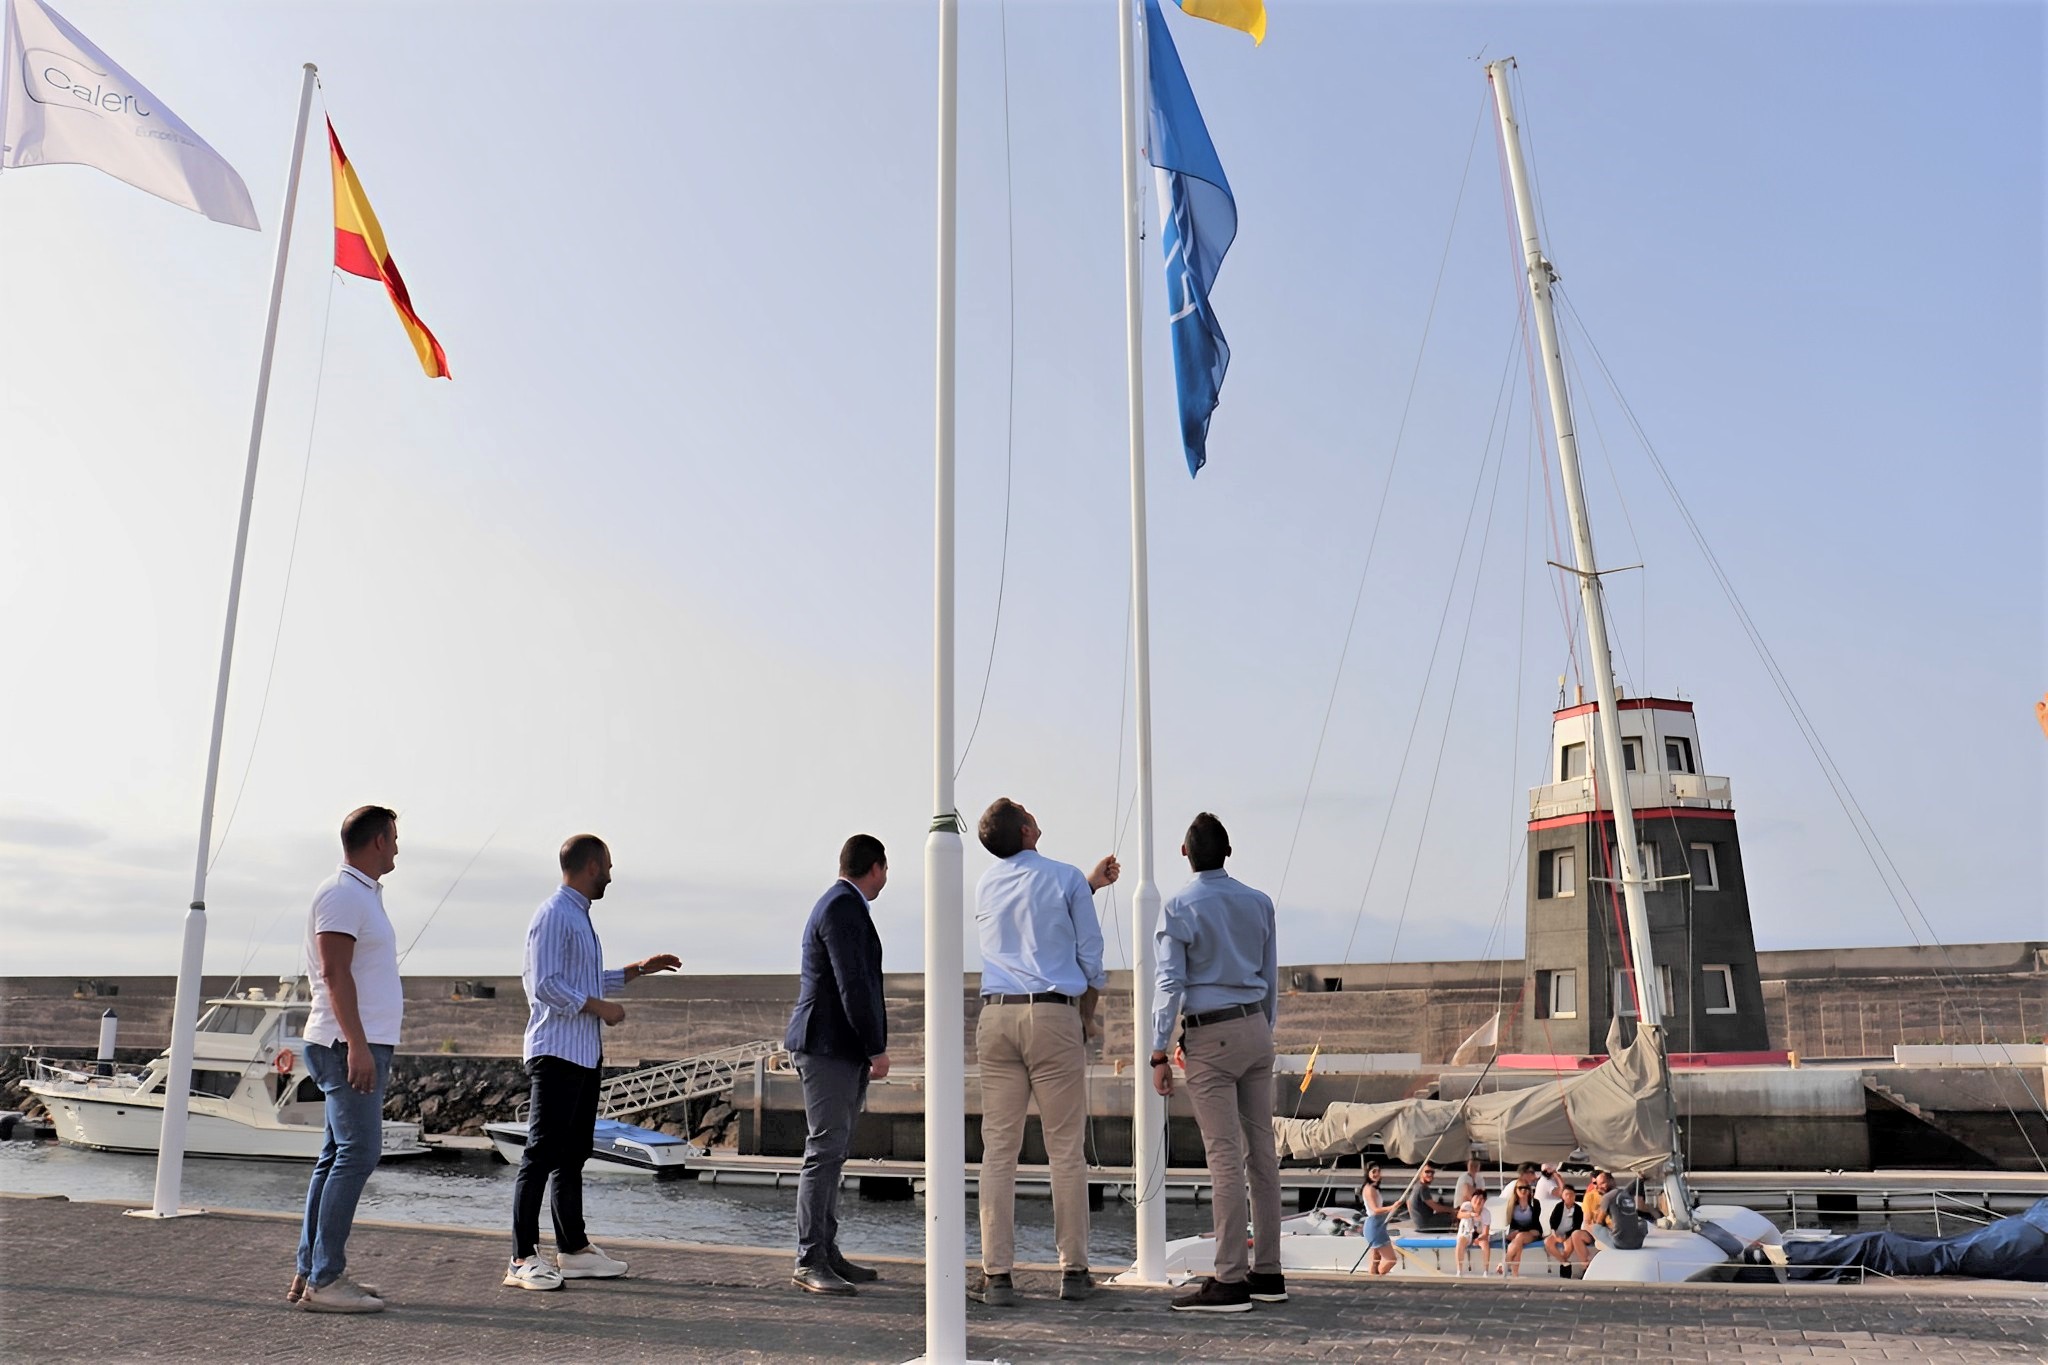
{"left": 1405, "top": 1161, "right": 1457, "bottom": 1231}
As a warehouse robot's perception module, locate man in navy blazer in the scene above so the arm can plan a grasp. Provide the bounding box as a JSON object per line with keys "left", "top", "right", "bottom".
{"left": 785, "top": 834, "right": 892, "bottom": 1296}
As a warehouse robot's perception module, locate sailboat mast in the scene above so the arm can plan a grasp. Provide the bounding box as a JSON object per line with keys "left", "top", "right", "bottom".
{"left": 1486, "top": 58, "right": 1695, "bottom": 1225}
{"left": 1117, "top": 0, "right": 1169, "bottom": 1283}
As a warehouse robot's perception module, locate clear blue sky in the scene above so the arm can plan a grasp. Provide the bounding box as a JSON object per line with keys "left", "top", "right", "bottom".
{"left": 1, "top": 1, "right": 2040, "bottom": 981}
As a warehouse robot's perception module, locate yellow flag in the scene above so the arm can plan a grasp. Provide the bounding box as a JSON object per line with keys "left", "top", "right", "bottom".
{"left": 1177, "top": 0, "right": 1267, "bottom": 46}
{"left": 1297, "top": 1042, "right": 1320, "bottom": 1094}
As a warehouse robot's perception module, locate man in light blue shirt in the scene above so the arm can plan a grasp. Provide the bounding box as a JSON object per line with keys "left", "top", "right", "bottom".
{"left": 503, "top": 835, "right": 678, "bottom": 1292}
{"left": 970, "top": 797, "right": 1118, "bottom": 1307}
{"left": 1149, "top": 812, "right": 1283, "bottom": 1313}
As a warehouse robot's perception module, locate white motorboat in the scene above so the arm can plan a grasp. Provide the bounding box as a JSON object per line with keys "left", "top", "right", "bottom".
{"left": 483, "top": 1117, "right": 701, "bottom": 1178}
{"left": 23, "top": 978, "right": 428, "bottom": 1162}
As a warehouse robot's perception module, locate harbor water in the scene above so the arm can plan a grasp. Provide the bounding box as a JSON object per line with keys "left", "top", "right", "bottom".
{"left": 0, "top": 1141, "right": 1961, "bottom": 1257}
{"left": 0, "top": 1141, "right": 1218, "bottom": 1262}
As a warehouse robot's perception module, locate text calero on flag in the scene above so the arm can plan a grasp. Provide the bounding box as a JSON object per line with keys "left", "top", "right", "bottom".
{"left": 1, "top": 0, "right": 258, "bottom": 228}
{"left": 1145, "top": 0, "right": 1237, "bottom": 478}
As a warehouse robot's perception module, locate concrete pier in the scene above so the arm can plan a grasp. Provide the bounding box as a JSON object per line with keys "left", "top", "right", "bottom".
{"left": 3, "top": 1193, "right": 2044, "bottom": 1362}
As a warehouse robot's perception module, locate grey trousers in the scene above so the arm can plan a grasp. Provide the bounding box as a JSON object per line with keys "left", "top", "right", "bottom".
{"left": 793, "top": 1051, "right": 869, "bottom": 1267}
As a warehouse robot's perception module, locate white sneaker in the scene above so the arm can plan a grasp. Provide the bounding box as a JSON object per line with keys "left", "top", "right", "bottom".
{"left": 556, "top": 1244, "right": 629, "bottom": 1279}
{"left": 503, "top": 1256, "right": 565, "bottom": 1291}
{"left": 299, "top": 1278, "right": 385, "bottom": 1313}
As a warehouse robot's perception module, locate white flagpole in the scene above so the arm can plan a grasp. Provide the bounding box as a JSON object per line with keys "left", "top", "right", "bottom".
{"left": 919, "top": 2, "right": 970, "bottom": 1360}
{"left": 140, "top": 62, "right": 319, "bottom": 1220}
{"left": 1116, "top": 0, "right": 1168, "bottom": 1285}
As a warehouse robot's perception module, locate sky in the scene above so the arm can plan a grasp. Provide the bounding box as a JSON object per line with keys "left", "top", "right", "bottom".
{"left": 0, "top": 1, "right": 2041, "bottom": 983}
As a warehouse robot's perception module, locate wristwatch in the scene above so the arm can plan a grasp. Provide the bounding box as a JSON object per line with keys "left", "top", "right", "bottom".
{"left": 1149, "top": 1052, "right": 1170, "bottom": 1067}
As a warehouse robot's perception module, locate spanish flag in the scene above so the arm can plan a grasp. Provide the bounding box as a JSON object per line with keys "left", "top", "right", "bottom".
{"left": 1176, "top": 0, "right": 1266, "bottom": 45}
{"left": 328, "top": 118, "right": 448, "bottom": 379}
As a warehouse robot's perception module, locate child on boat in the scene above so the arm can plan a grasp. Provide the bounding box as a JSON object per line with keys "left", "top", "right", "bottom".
{"left": 1455, "top": 1187, "right": 1491, "bottom": 1275}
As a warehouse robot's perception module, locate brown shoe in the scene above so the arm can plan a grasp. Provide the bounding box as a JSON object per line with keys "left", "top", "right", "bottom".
{"left": 286, "top": 1274, "right": 306, "bottom": 1304}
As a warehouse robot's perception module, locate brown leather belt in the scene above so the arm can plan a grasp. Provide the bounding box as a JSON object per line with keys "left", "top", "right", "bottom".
{"left": 1185, "top": 1002, "right": 1262, "bottom": 1029}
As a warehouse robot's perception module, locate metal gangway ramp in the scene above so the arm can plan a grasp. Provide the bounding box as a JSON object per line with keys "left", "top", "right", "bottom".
{"left": 517, "top": 1041, "right": 787, "bottom": 1121}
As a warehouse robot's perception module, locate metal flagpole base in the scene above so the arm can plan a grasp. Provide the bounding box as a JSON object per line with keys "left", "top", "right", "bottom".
{"left": 1108, "top": 1267, "right": 1173, "bottom": 1287}
{"left": 899, "top": 1358, "right": 1002, "bottom": 1364}
{"left": 125, "top": 1207, "right": 207, "bottom": 1219}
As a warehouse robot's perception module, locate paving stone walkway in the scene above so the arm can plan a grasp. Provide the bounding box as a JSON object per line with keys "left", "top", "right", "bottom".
{"left": 2, "top": 1195, "right": 2042, "bottom": 1362}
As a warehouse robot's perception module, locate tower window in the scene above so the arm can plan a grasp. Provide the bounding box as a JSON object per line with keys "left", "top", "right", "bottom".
{"left": 1621, "top": 738, "right": 1642, "bottom": 772}
{"left": 1561, "top": 742, "right": 1587, "bottom": 781}
{"left": 1701, "top": 965, "right": 1737, "bottom": 1014}
{"left": 1606, "top": 840, "right": 1657, "bottom": 885}
{"left": 1539, "top": 848, "right": 1577, "bottom": 899}
{"left": 1666, "top": 737, "right": 1696, "bottom": 773}
{"left": 1535, "top": 969, "right": 1578, "bottom": 1020}
{"left": 1688, "top": 842, "right": 1720, "bottom": 891}
{"left": 1615, "top": 966, "right": 1673, "bottom": 1018}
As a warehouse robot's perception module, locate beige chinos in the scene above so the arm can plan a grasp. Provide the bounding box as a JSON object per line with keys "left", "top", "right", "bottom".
{"left": 1182, "top": 1010, "right": 1282, "bottom": 1283}
{"left": 976, "top": 1001, "right": 1091, "bottom": 1274}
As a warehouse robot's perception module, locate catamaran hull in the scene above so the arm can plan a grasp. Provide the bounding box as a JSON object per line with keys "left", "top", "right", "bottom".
{"left": 28, "top": 1087, "right": 427, "bottom": 1162}
{"left": 1164, "top": 1203, "right": 1782, "bottom": 1283}
{"left": 1578, "top": 1205, "right": 1781, "bottom": 1283}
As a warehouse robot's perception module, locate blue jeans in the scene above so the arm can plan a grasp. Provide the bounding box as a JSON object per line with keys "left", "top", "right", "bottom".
{"left": 793, "top": 1052, "right": 868, "bottom": 1267}
{"left": 296, "top": 1040, "right": 393, "bottom": 1287}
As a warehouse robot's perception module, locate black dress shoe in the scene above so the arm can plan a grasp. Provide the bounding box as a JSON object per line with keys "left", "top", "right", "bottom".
{"left": 791, "top": 1263, "right": 858, "bottom": 1296}
{"left": 829, "top": 1254, "right": 880, "bottom": 1284}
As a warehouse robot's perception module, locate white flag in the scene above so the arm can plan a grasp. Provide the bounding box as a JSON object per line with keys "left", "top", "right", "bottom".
{"left": 1451, "top": 1011, "right": 1502, "bottom": 1066}
{"left": 2, "top": 0, "right": 257, "bottom": 228}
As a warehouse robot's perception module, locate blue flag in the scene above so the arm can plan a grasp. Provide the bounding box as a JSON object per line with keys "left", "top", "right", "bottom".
{"left": 1145, "top": 0, "right": 1237, "bottom": 477}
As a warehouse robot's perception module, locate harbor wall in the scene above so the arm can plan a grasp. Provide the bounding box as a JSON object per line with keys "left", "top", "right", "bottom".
{"left": 5, "top": 942, "right": 2038, "bottom": 1170}
{"left": 5, "top": 941, "right": 2038, "bottom": 1063}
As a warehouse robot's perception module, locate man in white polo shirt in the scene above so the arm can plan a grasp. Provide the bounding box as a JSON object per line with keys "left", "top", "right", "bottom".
{"left": 290, "top": 805, "right": 405, "bottom": 1314}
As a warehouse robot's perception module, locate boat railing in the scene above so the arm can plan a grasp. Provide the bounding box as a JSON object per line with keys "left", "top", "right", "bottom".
{"left": 27, "top": 1055, "right": 153, "bottom": 1095}
{"left": 514, "top": 1040, "right": 789, "bottom": 1121}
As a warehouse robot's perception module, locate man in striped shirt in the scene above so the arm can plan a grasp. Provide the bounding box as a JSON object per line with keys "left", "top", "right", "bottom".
{"left": 503, "top": 834, "right": 679, "bottom": 1291}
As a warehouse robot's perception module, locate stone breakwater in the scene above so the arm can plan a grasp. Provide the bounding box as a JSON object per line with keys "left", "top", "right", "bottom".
{"left": 1, "top": 1048, "right": 738, "bottom": 1147}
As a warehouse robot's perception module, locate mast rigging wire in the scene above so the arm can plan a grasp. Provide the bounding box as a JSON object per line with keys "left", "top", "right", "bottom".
{"left": 955, "top": 0, "right": 1020, "bottom": 784}
{"left": 1556, "top": 289, "right": 2046, "bottom": 1157}
{"left": 1271, "top": 90, "right": 1493, "bottom": 913}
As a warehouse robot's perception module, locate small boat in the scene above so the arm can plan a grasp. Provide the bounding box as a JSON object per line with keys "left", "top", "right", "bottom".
{"left": 483, "top": 1117, "right": 701, "bottom": 1178}
{"left": 481, "top": 1042, "right": 782, "bottom": 1178}
{"left": 23, "top": 977, "right": 428, "bottom": 1162}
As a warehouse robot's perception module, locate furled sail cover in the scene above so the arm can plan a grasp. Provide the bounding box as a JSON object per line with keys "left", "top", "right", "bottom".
{"left": 1273, "top": 1019, "right": 1673, "bottom": 1178}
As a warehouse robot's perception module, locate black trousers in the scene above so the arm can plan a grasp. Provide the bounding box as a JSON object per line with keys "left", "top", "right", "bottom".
{"left": 511, "top": 1055, "right": 601, "bottom": 1259}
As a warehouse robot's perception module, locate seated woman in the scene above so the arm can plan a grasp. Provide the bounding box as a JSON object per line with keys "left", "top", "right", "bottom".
{"left": 1545, "top": 1179, "right": 1597, "bottom": 1277}
{"left": 1358, "top": 1162, "right": 1401, "bottom": 1275}
{"left": 1454, "top": 1187, "right": 1492, "bottom": 1276}
{"left": 1500, "top": 1181, "right": 1545, "bottom": 1275}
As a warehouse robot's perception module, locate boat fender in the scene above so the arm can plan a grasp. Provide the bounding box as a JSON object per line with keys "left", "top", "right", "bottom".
{"left": 273, "top": 1049, "right": 296, "bottom": 1075}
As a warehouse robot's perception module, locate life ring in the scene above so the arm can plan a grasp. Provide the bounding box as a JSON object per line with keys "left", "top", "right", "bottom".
{"left": 273, "top": 1049, "right": 296, "bottom": 1075}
